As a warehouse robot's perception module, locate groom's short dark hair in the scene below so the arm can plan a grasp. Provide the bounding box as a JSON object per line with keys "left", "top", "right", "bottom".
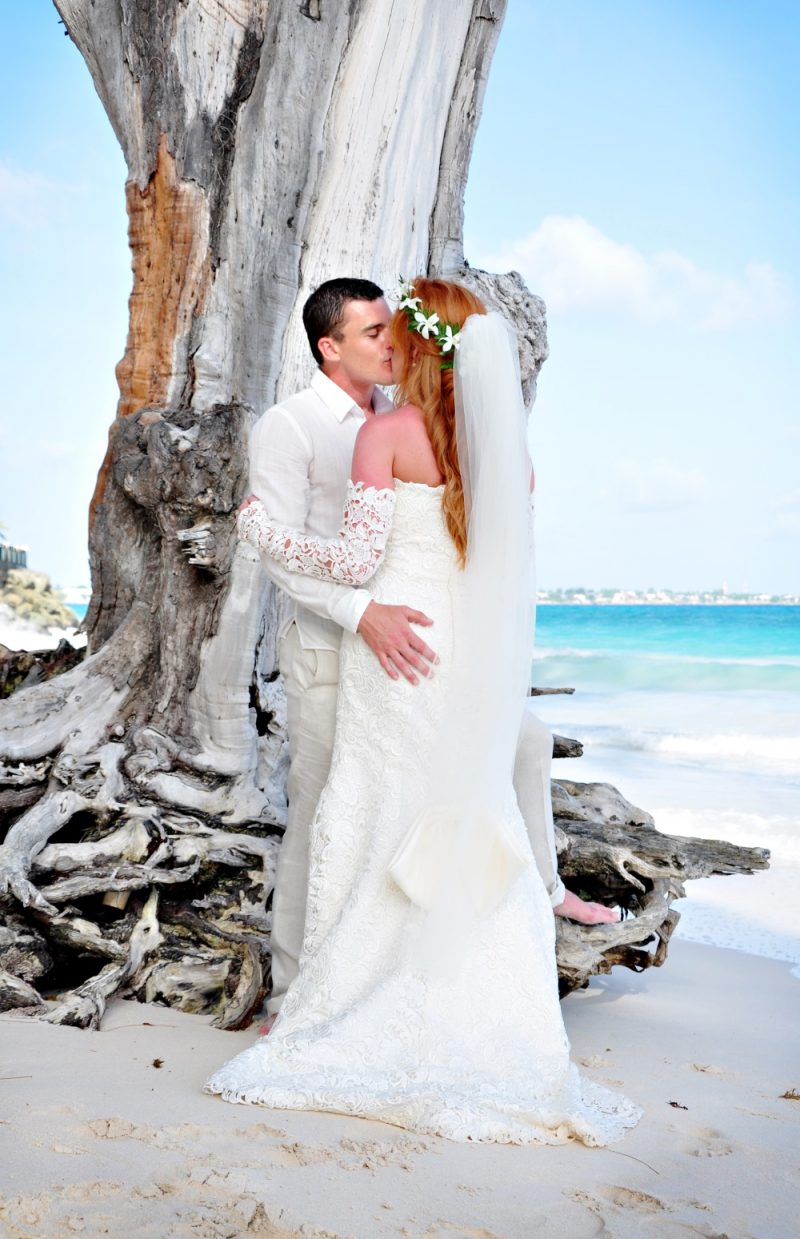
{"left": 303, "top": 278, "right": 385, "bottom": 366}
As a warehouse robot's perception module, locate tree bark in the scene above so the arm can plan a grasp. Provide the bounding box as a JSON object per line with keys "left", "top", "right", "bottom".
{"left": 0, "top": 1, "right": 767, "bottom": 1025}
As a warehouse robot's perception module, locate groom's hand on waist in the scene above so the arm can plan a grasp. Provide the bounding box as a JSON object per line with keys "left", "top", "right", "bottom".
{"left": 357, "top": 601, "right": 436, "bottom": 686}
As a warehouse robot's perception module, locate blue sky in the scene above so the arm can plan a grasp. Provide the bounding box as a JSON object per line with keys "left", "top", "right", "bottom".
{"left": 1, "top": 2, "right": 798, "bottom": 592}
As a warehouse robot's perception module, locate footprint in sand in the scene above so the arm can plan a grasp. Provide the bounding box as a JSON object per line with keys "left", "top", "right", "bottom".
{"left": 267, "top": 1134, "right": 430, "bottom": 1173}
{"left": 62, "top": 1181, "right": 125, "bottom": 1202}
{"left": 687, "top": 1063, "right": 733, "bottom": 1078}
{"left": 133, "top": 1182, "right": 179, "bottom": 1199}
{"left": 269, "top": 1140, "right": 339, "bottom": 1168}
{"left": 685, "top": 1127, "right": 734, "bottom": 1158}
{"left": 421, "top": 1224, "right": 506, "bottom": 1239}
{"left": 602, "top": 1186, "right": 669, "bottom": 1215}
{"left": 337, "top": 1135, "right": 432, "bottom": 1172}
{"left": 577, "top": 1054, "right": 611, "bottom": 1068}
{"left": 2, "top": 1180, "right": 307, "bottom": 1239}
{"left": 186, "top": 1165, "right": 270, "bottom": 1197}
{"left": 82, "top": 1115, "right": 285, "bottom": 1149}
{"left": 579, "top": 1188, "right": 736, "bottom": 1238}
{"left": 0, "top": 1191, "right": 52, "bottom": 1230}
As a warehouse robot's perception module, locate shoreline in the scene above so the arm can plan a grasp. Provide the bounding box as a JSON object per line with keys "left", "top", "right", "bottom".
{"left": 1, "top": 939, "right": 796, "bottom": 1239}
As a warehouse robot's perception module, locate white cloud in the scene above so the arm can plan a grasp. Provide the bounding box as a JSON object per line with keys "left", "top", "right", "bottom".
{"left": 602, "top": 458, "right": 710, "bottom": 513}
{"left": 490, "top": 215, "right": 793, "bottom": 328}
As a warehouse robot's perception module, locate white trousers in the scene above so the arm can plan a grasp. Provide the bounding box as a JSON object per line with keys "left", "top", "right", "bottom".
{"left": 267, "top": 623, "right": 565, "bottom": 1016}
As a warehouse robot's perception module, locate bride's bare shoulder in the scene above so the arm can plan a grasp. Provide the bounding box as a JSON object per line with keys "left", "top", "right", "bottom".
{"left": 387, "top": 402, "right": 425, "bottom": 422}
{"left": 356, "top": 403, "right": 441, "bottom": 488}
{"left": 375, "top": 403, "right": 427, "bottom": 436}
{"left": 359, "top": 403, "right": 424, "bottom": 441}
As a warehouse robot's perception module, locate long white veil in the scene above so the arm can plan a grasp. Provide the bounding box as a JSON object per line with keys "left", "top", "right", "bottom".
{"left": 389, "top": 311, "right": 536, "bottom": 973}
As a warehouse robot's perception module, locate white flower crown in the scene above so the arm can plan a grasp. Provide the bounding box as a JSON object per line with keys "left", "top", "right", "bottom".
{"left": 393, "top": 277, "right": 461, "bottom": 370}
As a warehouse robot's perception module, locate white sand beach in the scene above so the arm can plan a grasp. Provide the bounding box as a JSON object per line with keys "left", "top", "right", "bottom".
{"left": 1, "top": 939, "right": 796, "bottom": 1239}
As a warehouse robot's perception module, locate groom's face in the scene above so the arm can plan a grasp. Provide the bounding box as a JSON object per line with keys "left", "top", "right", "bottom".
{"left": 324, "top": 297, "right": 393, "bottom": 387}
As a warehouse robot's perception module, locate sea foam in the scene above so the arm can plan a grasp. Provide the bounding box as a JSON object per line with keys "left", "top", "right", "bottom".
{"left": 577, "top": 724, "right": 800, "bottom": 778}
{"left": 533, "top": 648, "right": 800, "bottom": 692}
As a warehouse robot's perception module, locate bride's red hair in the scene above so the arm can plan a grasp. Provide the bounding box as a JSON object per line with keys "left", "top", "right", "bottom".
{"left": 390, "top": 277, "right": 486, "bottom": 565}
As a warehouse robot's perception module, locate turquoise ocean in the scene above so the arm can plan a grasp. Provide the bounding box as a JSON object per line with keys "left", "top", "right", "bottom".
{"left": 531, "top": 605, "right": 800, "bottom": 974}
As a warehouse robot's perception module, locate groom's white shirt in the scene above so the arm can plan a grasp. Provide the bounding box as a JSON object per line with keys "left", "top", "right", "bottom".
{"left": 249, "top": 367, "right": 394, "bottom": 651}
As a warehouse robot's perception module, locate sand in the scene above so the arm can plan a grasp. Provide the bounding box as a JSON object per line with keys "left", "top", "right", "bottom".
{"left": 0, "top": 939, "right": 797, "bottom": 1239}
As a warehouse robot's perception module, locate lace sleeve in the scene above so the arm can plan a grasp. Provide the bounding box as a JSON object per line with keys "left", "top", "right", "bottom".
{"left": 236, "top": 480, "right": 396, "bottom": 585}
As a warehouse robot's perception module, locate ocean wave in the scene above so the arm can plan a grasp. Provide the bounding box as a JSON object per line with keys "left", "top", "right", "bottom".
{"left": 535, "top": 646, "right": 800, "bottom": 667}
{"left": 578, "top": 724, "right": 800, "bottom": 778}
{"left": 655, "top": 806, "right": 800, "bottom": 855}
{"left": 532, "top": 648, "right": 800, "bottom": 692}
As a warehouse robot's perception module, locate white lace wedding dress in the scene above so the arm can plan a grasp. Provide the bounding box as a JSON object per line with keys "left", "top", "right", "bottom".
{"left": 205, "top": 481, "right": 640, "bottom": 1145}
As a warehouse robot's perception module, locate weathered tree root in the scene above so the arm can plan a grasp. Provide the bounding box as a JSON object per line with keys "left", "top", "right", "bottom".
{"left": 44, "top": 890, "right": 162, "bottom": 1029}
{"left": 556, "top": 883, "right": 679, "bottom": 996}
{"left": 0, "top": 768, "right": 768, "bottom": 1027}
{"left": 552, "top": 779, "right": 769, "bottom": 994}
{"left": 553, "top": 734, "right": 583, "bottom": 759}
{"left": 0, "top": 642, "right": 769, "bottom": 1031}
{"left": 0, "top": 819, "right": 279, "bottom": 1023}
{"left": 0, "top": 968, "right": 47, "bottom": 1012}
{"left": 0, "top": 639, "right": 86, "bottom": 701}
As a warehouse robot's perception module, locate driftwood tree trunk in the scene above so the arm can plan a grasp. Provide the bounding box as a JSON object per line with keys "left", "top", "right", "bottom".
{"left": 0, "top": 0, "right": 767, "bottom": 1027}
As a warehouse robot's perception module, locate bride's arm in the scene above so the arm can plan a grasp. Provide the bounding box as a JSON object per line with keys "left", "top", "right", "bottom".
{"left": 237, "top": 482, "right": 395, "bottom": 585}
{"left": 236, "top": 418, "right": 396, "bottom": 586}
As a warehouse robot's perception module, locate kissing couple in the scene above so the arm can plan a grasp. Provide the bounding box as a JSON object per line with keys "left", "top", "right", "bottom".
{"left": 206, "top": 276, "right": 639, "bottom": 1145}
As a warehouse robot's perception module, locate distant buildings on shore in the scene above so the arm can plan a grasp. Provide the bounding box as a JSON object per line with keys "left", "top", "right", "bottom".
{"left": 18, "top": 581, "right": 800, "bottom": 609}
{"left": 0, "top": 537, "right": 27, "bottom": 586}
{"left": 538, "top": 588, "right": 799, "bottom": 605}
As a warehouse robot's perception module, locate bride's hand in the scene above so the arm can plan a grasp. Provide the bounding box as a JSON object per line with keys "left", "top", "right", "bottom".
{"left": 237, "top": 494, "right": 260, "bottom": 513}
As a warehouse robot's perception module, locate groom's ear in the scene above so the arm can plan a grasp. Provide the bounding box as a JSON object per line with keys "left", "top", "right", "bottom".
{"left": 317, "top": 334, "right": 341, "bottom": 365}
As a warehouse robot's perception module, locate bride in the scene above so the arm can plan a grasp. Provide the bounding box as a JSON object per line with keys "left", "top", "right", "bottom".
{"left": 205, "top": 277, "right": 640, "bottom": 1145}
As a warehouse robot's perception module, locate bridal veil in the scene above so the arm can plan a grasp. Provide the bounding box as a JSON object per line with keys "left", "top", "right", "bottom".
{"left": 389, "top": 310, "right": 537, "bottom": 970}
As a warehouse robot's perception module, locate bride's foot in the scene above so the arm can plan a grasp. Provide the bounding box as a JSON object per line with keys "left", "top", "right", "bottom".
{"left": 554, "top": 889, "right": 620, "bottom": 925}
{"left": 257, "top": 1014, "right": 278, "bottom": 1036}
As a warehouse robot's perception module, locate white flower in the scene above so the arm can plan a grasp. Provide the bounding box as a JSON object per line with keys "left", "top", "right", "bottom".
{"left": 440, "top": 324, "right": 460, "bottom": 353}
{"left": 393, "top": 276, "right": 414, "bottom": 303}
{"left": 399, "top": 294, "right": 422, "bottom": 311}
{"left": 414, "top": 310, "right": 440, "bottom": 339}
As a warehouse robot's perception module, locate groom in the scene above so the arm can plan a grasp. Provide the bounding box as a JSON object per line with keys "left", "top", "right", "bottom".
{"left": 249, "top": 278, "right": 614, "bottom": 1025}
